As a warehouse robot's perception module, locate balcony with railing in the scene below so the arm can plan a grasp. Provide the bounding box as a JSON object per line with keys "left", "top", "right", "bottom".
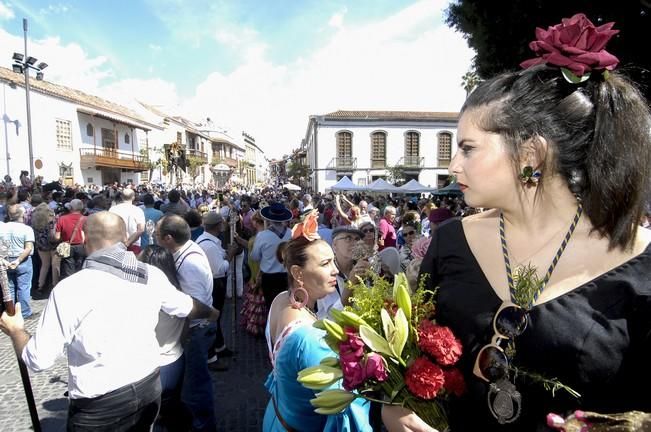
{"left": 212, "top": 156, "right": 238, "bottom": 168}
{"left": 371, "top": 159, "right": 386, "bottom": 169}
{"left": 187, "top": 147, "right": 208, "bottom": 163}
{"left": 79, "top": 147, "right": 148, "bottom": 171}
{"left": 327, "top": 157, "right": 357, "bottom": 171}
{"left": 397, "top": 155, "right": 424, "bottom": 169}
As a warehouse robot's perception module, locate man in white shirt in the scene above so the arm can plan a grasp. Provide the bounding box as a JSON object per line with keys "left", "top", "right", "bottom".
{"left": 0, "top": 211, "right": 218, "bottom": 431}
{"left": 109, "top": 188, "right": 145, "bottom": 254}
{"left": 156, "top": 214, "right": 218, "bottom": 432}
{"left": 196, "top": 212, "right": 237, "bottom": 371}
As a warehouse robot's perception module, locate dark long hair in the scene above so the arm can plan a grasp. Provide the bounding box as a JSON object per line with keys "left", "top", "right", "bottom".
{"left": 138, "top": 245, "right": 181, "bottom": 290}
{"left": 463, "top": 65, "right": 651, "bottom": 250}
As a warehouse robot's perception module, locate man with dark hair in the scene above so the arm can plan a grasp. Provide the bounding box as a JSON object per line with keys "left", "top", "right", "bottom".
{"left": 161, "top": 189, "right": 189, "bottom": 217}
{"left": 156, "top": 215, "right": 217, "bottom": 432}
{"left": 1, "top": 211, "right": 218, "bottom": 431}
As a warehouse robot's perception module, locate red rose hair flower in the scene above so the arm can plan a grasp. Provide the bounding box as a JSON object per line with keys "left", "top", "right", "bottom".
{"left": 520, "top": 13, "right": 619, "bottom": 77}
{"left": 405, "top": 357, "right": 445, "bottom": 400}
{"left": 417, "top": 320, "right": 463, "bottom": 366}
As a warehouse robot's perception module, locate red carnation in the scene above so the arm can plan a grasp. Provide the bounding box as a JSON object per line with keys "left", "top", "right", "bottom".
{"left": 405, "top": 357, "right": 445, "bottom": 400}
{"left": 443, "top": 368, "right": 466, "bottom": 397}
{"left": 417, "top": 320, "right": 463, "bottom": 366}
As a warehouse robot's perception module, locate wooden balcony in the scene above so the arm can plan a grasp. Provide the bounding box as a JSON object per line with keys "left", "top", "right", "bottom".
{"left": 80, "top": 147, "right": 148, "bottom": 171}
{"left": 212, "top": 157, "right": 238, "bottom": 168}
{"left": 187, "top": 148, "right": 208, "bottom": 163}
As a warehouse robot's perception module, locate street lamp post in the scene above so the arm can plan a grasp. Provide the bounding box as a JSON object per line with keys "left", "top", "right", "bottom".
{"left": 11, "top": 18, "right": 47, "bottom": 179}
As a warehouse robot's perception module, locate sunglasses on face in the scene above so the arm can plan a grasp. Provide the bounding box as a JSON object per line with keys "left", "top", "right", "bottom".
{"left": 362, "top": 228, "right": 375, "bottom": 234}
{"left": 473, "top": 302, "right": 528, "bottom": 382}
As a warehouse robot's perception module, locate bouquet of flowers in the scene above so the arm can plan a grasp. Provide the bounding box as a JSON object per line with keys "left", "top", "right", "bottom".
{"left": 298, "top": 272, "right": 465, "bottom": 431}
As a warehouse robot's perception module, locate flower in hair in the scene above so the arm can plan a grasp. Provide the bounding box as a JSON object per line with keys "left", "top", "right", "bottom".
{"left": 291, "top": 209, "right": 321, "bottom": 241}
{"left": 520, "top": 13, "right": 619, "bottom": 80}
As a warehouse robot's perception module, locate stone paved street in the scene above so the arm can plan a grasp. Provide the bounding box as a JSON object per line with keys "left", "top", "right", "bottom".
{"left": 0, "top": 292, "right": 271, "bottom": 431}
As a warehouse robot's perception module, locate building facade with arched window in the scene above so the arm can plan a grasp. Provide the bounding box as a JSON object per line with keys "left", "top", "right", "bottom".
{"left": 301, "top": 110, "right": 458, "bottom": 193}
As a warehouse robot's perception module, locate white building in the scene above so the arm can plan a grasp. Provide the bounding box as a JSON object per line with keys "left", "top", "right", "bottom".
{"left": 302, "top": 110, "right": 459, "bottom": 193}
{"left": 1, "top": 66, "right": 161, "bottom": 186}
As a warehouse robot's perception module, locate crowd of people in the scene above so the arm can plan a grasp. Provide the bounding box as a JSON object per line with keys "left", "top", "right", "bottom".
{"left": 1, "top": 12, "right": 651, "bottom": 432}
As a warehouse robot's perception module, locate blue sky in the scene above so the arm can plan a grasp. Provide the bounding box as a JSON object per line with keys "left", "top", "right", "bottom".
{"left": 0, "top": 0, "right": 474, "bottom": 157}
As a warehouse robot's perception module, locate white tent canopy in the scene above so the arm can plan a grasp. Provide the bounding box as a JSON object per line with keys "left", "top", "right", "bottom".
{"left": 329, "top": 176, "right": 362, "bottom": 191}
{"left": 367, "top": 178, "right": 402, "bottom": 193}
{"left": 282, "top": 183, "right": 301, "bottom": 191}
{"left": 399, "top": 179, "right": 437, "bottom": 193}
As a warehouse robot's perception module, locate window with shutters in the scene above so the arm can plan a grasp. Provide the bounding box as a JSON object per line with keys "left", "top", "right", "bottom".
{"left": 336, "top": 131, "right": 353, "bottom": 168}
{"left": 404, "top": 131, "right": 419, "bottom": 157}
{"left": 371, "top": 131, "right": 386, "bottom": 168}
{"left": 56, "top": 119, "right": 73, "bottom": 150}
{"left": 438, "top": 132, "right": 452, "bottom": 166}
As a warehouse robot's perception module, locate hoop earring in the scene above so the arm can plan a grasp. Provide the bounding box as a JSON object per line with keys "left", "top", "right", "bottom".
{"left": 289, "top": 286, "right": 309, "bottom": 309}
{"left": 519, "top": 166, "right": 541, "bottom": 187}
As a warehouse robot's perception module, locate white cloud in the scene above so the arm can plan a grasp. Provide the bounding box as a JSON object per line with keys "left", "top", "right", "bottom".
{"left": 328, "top": 7, "right": 347, "bottom": 29}
{"left": 0, "top": 1, "right": 14, "bottom": 20}
{"left": 1, "top": 0, "right": 474, "bottom": 160}
{"left": 39, "top": 3, "right": 69, "bottom": 15}
{"left": 181, "top": 0, "right": 474, "bottom": 158}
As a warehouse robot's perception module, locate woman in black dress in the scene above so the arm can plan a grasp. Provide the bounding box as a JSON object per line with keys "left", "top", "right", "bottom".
{"left": 384, "top": 14, "right": 651, "bottom": 432}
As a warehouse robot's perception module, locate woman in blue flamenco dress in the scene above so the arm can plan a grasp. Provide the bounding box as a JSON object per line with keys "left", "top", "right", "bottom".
{"left": 263, "top": 210, "right": 371, "bottom": 432}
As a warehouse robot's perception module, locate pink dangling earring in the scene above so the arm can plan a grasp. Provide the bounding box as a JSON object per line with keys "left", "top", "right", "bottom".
{"left": 289, "top": 282, "right": 309, "bottom": 309}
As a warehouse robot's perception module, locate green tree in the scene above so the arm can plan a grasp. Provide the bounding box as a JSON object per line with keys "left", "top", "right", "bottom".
{"left": 446, "top": 1, "right": 650, "bottom": 98}
{"left": 386, "top": 165, "right": 407, "bottom": 186}
{"left": 187, "top": 155, "right": 206, "bottom": 183}
{"left": 287, "top": 161, "right": 309, "bottom": 185}
{"left": 461, "top": 69, "right": 480, "bottom": 96}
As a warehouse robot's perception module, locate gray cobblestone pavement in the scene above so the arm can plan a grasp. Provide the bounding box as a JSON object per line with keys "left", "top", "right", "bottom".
{"left": 1, "top": 291, "right": 271, "bottom": 431}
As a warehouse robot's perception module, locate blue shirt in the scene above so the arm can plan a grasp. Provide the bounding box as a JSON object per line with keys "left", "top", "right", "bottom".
{"left": 250, "top": 228, "right": 291, "bottom": 274}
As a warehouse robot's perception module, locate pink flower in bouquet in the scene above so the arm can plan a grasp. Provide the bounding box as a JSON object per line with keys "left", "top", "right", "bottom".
{"left": 443, "top": 368, "right": 466, "bottom": 397}
{"left": 364, "top": 353, "right": 388, "bottom": 382}
{"left": 341, "top": 360, "right": 367, "bottom": 391}
{"left": 520, "top": 13, "right": 619, "bottom": 76}
{"left": 418, "top": 320, "right": 463, "bottom": 366}
{"left": 411, "top": 236, "right": 432, "bottom": 259}
{"left": 405, "top": 357, "right": 445, "bottom": 400}
{"left": 340, "top": 327, "right": 365, "bottom": 361}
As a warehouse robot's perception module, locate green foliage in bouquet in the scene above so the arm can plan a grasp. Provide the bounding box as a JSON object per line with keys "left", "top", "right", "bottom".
{"left": 298, "top": 272, "right": 462, "bottom": 432}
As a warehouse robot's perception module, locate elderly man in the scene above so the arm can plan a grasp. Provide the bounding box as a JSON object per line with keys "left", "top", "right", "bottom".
{"left": 0, "top": 204, "right": 34, "bottom": 318}
{"left": 378, "top": 205, "right": 397, "bottom": 251}
{"left": 316, "top": 226, "right": 370, "bottom": 319}
{"left": 55, "top": 198, "right": 86, "bottom": 278}
{"left": 157, "top": 214, "right": 218, "bottom": 432}
{"left": 109, "top": 188, "right": 145, "bottom": 254}
{"left": 0, "top": 212, "right": 218, "bottom": 431}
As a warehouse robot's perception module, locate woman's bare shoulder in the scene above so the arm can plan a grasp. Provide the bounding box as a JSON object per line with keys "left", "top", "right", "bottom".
{"left": 461, "top": 209, "right": 499, "bottom": 233}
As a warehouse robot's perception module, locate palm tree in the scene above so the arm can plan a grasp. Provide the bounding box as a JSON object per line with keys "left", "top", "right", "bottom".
{"left": 461, "top": 70, "right": 480, "bottom": 96}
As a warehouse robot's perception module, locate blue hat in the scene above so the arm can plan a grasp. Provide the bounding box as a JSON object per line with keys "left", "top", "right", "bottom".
{"left": 260, "top": 202, "right": 292, "bottom": 222}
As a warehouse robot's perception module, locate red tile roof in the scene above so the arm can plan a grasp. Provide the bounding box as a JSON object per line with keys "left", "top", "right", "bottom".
{"left": 0, "top": 66, "right": 159, "bottom": 130}
{"left": 323, "top": 110, "right": 458, "bottom": 121}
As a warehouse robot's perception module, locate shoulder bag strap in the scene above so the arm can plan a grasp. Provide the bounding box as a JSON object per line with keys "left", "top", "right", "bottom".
{"left": 69, "top": 216, "right": 85, "bottom": 245}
